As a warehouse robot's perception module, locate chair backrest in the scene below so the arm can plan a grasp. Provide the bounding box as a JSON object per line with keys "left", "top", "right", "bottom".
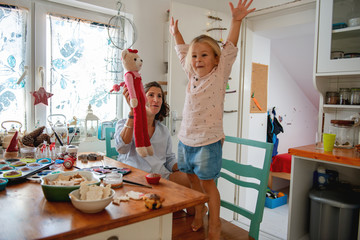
{"left": 218, "top": 135, "right": 273, "bottom": 240}
{"left": 105, "top": 127, "right": 118, "bottom": 159}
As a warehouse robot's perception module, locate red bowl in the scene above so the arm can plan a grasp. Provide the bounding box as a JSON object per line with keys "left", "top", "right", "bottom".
{"left": 145, "top": 173, "right": 161, "bottom": 185}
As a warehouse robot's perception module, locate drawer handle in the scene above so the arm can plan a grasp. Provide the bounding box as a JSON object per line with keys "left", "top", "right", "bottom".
{"left": 107, "top": 236, "right": 119, "bottom": 240}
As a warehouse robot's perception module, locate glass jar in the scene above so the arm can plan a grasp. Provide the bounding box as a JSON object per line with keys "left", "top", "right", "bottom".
{"left": 103, "top": 172, "right": 123, "bottom": 189}
{"left": 325, "top": 91, "right": 339, "bottom": 104}
{"left": 339, "top": 88, "right": 351, "bottom": 105}
{"left": 350, "top": 88, "right": 360, "bottom": 105}
{"left": 330, "top": 120, "right": 355, "bottom": 148}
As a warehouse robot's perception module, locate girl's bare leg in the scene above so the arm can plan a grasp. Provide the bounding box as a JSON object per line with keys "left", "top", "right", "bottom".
{"left": 187, "top": 173, "right": 208, "bottom": 231}
{"left": 201, "top": 179, "right": 221, "bottom": 240}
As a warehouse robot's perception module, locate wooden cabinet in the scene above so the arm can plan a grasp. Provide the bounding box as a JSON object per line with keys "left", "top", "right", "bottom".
{"left": 315, "top": 0, "right": 360, "bottom": 75}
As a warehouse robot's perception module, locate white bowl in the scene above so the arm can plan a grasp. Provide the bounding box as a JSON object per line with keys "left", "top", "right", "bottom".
{"left": 69, "top": 188, "right": 115, "bottom": 213}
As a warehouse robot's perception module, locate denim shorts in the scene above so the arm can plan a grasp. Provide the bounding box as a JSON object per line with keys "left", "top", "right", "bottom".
{"left": 177, "top": 140, "right": 222, "bottom": 180}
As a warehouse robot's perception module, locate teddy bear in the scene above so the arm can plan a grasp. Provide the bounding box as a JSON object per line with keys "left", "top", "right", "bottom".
{"left": 118, "top": 49, "right": 153, "bottom": 157}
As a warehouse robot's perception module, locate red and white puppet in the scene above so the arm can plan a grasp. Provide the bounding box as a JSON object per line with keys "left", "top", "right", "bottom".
{"left": 119, "top": 49, "right": 153, "bottom": 157}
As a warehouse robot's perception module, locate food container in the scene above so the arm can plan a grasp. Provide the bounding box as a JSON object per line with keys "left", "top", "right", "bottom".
{"left": 66, "top": 145, "right": 78, "bottom": 159}
{"left": 331, "top": 51, "right": 344, "bottom": 59}
{"left": 351, "top": 88, "right": 360, "bottom": 105}
{"left": 145, "top": 173, "right": 161, "bottom": 185}
{"left": 325, "top": 91, "right": 339, "bottom": 104}
{"left": 41, "top": 171, "right": 101, "bottom": 202}
{"left": 0, "top": 178, "right": 9, "bottom": 191}
{"left": 330, "top": 120, "right": 355, "bottom": 148}
{"left": 69, "top": 188, "right": 115, "bottom": 213}
{"left": 344, "top": 53, "right": 360, "bottom": 58}
{"left": 348, "top": 17, "right": 360, "bottom": 27}
{"left": 103, "top": 172, "right": 123, "bottom": 188}
{"left": 20, "top": 146, "right": 37, "bottom": 158}
{"left": 339, "top": 88, "right": 351, "bottom": 105}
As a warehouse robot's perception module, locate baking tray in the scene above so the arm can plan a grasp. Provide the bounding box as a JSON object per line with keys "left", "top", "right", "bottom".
{"left": 0, "top": 158, "right": 54, "bottom": 184}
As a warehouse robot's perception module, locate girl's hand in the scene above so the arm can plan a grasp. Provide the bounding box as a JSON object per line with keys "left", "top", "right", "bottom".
{"left": 229, "top": 0, "right": 256, "bottom": 21}
{"left": 169, "top": 17, "right": 179, "bottom": 36}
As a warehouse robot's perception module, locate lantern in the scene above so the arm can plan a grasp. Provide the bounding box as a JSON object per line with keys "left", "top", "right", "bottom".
{"left": 84, "top": 104, "right": 99, "bottom": 141}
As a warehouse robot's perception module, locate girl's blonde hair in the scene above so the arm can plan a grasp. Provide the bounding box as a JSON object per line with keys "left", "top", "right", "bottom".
{"left": 185, "top": 34, "right": 221, "bottom": 72}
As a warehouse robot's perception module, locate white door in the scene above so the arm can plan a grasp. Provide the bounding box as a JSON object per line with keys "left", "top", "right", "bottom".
{"left": 167, "top": 1, "right": 238, "bottom": 154}
{"left": 167, "top": 1, "right": 243, "bottom": 222}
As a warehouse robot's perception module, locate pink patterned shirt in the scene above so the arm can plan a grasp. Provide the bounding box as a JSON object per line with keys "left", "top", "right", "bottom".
{"left": 175, "top": 42, "right": 238, "bottom": 147}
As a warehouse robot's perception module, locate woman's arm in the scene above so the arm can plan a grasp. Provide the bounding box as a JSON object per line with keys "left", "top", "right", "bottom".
{"left": 169, "top": 17, "right": 185, "bottom": 45}
{"left": 161, "top": 124, "right": 177, "bottom": 172}
{"left": 227, "top": 0, "right": 256, "bottom": 46}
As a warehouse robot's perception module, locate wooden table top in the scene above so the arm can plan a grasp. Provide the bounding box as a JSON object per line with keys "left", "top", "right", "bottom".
{"left": 0, "top": 155, "right": 208, "bottom": 240}
{"left": 288, "top": 144, "right": 360, "bottom": 167}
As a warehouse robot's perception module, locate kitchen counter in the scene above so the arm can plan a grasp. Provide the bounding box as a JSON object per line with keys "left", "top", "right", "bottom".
{"left": 288, "top": 144, "right": 360, "bottom": 167}
{"left": 287, "top": 144, "right": 360, "bottom": 240}
{"left": 0, "top": 155, "right": 208, "bottom": 240}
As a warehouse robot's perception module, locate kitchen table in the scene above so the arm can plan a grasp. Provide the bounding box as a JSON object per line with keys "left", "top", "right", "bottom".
{"left": 0, "top": 154, "right": 208, "bottom": 240}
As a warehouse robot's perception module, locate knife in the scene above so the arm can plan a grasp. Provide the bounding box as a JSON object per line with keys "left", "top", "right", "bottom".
{"left": 123, "top": 179, "right": 152, "bottom": 188}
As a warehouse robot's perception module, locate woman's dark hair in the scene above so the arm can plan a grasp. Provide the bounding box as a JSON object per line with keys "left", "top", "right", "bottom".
{"left": 144, "top": 81, "right": 169, "bottom": 122}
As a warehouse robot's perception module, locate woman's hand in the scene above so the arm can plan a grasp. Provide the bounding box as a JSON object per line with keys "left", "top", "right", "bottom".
{"left": 123, "top": 87, "right": 134, "bottom": 115}
{"left": 123, "top": 86, "right": 131, "bottom": 106}
{"left": 229, "top": 0, "right": 256, "bottom": 21}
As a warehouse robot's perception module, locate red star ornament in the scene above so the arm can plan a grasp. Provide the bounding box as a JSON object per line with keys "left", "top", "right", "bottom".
{"left": 31, "top": 87, "right": 54, "bottom": 106}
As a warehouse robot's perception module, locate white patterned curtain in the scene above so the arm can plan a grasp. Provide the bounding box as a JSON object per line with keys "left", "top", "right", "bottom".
{"left": 48, "top": 14, "right": 122, "bottom": 122}
{"left": 0, "top": 4, "right": 28, "bottom": 126}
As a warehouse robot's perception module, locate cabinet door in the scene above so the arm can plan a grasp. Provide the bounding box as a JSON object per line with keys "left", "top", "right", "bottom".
{"left": 316, "top": 0, "right": 360, "bottom": 75}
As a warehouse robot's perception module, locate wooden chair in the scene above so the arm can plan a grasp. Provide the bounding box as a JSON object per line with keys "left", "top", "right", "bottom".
{"left": 218, "top": 135, "right": 273, "bottom": 240}
{"left": 105, "top": 127, "right": 118, "bottom": 159}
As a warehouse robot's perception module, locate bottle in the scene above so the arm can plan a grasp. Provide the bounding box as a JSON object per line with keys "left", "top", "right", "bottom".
{"left": 316, "top": 167, "right": 329, "bottom": 189}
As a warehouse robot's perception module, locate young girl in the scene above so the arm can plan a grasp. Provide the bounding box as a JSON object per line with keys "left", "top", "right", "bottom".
{"left": 169, "top": 1, "right": 255, "bottom": 239}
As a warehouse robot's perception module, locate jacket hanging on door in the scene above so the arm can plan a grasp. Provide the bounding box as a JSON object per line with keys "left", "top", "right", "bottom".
{"left": 267, "top": 108, "right": 283, "bottom": 157}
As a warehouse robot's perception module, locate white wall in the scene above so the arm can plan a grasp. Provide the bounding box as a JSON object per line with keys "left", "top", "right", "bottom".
{"left": 269, "top": 52, "right": 318, "bottom": 154}
{"left": 78, "top": 0, "right": 170, "bottom": 85}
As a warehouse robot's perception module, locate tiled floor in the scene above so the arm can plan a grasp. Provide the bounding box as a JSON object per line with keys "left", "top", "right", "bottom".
{"left": 231, "top": 187, "right": 289, "bottom": 240}
{"left": 232, "top": 203, "right": 288, "bottom": 240}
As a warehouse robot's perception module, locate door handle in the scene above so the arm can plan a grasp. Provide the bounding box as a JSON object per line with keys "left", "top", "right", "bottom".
{"left": 171, "top": 111, "right": 182, "bottom": 136}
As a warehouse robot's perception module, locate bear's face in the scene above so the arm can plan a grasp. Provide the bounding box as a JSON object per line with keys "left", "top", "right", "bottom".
{"left": 121, "top": 49, "right": 143, "bottom": 72}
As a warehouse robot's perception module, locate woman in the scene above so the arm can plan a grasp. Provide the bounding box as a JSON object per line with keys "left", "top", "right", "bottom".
{"left": 114, "top": 81, "right": 190, "bottom": 186}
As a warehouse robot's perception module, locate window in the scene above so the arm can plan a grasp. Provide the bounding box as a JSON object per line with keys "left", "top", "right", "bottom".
{"left": 47, "top": 14, "right": 120, "bottom": 122}
{"left": 0, "top": 4, "right": 28, "bottom": 129}
{"left": 0, "top": 0, "right": 129, "bottom": 133}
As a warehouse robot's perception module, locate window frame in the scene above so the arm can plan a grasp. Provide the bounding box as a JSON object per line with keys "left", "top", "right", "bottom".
{"left": 1, "top": 0, "right": 127, "bottom": 131}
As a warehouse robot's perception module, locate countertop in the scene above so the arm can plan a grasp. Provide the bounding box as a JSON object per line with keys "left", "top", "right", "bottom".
{"left": 0, "top": 155, "right": 208, "bottom": 240}
{"left": 288, "top": 144, "right": 360, "bottom": 167}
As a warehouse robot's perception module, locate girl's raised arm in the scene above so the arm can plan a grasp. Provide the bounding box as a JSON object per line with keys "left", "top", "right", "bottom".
{"left": 227, "top": 0, "right": 256, "bottom": 46}
{"left": 169, "top": 17, "right": 185, "bottom": 45}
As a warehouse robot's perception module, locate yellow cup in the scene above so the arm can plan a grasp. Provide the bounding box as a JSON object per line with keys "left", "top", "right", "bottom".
{"left": 323, "top": 133, "right": 336, "bottom": 152}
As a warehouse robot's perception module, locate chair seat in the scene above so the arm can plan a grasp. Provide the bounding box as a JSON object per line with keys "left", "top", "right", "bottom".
{"left": 172, "top": 211, "right": 253, "bottom": 240}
